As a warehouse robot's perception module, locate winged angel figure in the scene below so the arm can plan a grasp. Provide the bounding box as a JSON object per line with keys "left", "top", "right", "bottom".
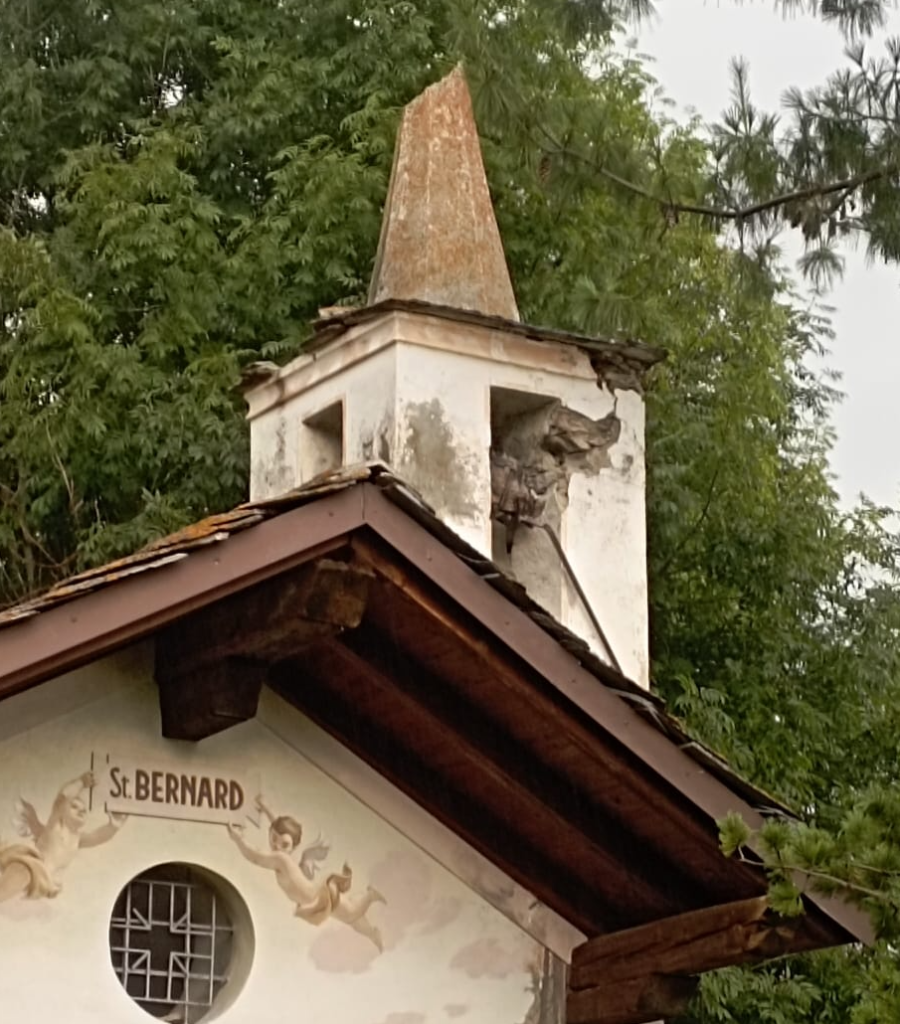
{"left": 227, "top": 795, "right": 385, "bottom": 949}
{"left": 0, "top": 772, "right": 125, "bottom": 904}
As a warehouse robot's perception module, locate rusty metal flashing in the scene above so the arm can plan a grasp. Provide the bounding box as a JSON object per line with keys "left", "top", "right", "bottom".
{"left": 0, "top": 463, "right": 873, "bottom": 945}
{"left": 310, "top": 299, "right": 666, "bottom": 373}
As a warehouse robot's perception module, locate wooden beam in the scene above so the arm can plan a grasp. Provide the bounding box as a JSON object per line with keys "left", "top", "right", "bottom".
{"left": 269, "top": 651, "right": 601, "bottom": 935}
{"left": 339, "top": 628, "right": 700, "bottom": 924}
{"left": 567, "top": 897, "right": 806, "bottom": 1024}
{"left": 158, "top": 558, "right": 372, "bottom": 666}
{"left": 351, "top": 535, "right": 763, "bottom": 902}
{"left": 156, "top": 558, "right": 372, "bottom": 740}
{"left": 567, "top": 975, "right": 698, "bottom": 1024}
{"left": 570, "top": 897, "right": 799, "bottom": 987}
{"left": 341, "top": 633, "right": 681, "bottom": 923}
{"left": 158, "top": 657, "right": 267, "bottom": 741}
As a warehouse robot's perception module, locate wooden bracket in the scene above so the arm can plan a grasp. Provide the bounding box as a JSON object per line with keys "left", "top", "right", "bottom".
{"left": 157, "top": 657, "right": 269, "bottom": 742}
{"left": 156, "top": 557, "right": 372, "bottom": 740}
{"left": 567, "top": 897, "right": 801, "bottom": 1024}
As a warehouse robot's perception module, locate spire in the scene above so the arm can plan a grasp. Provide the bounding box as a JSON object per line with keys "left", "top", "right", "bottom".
{"left": 368, "top": 66, "right": 520, "bottom": 321}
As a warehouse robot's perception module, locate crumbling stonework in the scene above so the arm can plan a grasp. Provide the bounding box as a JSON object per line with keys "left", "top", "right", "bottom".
{"left": 491, "top": 400, "right": 621, "bottom": 549}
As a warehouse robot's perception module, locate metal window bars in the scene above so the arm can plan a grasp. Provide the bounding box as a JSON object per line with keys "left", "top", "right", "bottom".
{"left": 110, "top": 865, "right": 234, "bottom": 1023}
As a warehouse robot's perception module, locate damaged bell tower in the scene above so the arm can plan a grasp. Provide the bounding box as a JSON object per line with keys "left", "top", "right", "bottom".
{"left": 245, "top": 66, "right": 663, "bottom": 685}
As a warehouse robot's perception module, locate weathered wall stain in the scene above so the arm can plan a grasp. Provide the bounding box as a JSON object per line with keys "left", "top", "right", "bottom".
{"left": 400, "top": 399, "right": 479, "bottom": 519}
{"left": 254, "top": 415, "right": 293, "bottom": 498}
{"left": 357, "top": 419, "right": 393, "bottom": 465}
{"left": 377, "top": 423, "right": 391, "bottom": 464}
{"left": 519, "top": 949, "right": 567, "bottom": 1024}
{"left": 450, "top": 935, "right": 535, "bottom": 980}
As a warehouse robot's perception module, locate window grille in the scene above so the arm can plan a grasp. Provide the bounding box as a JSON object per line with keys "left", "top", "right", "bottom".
{"left": 109, "top": 864, "right": 234, "bottom": 1023}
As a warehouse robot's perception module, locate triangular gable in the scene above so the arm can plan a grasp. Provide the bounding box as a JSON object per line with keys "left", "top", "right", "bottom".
{"left": 0, "top": 654, "right": 568, "bottom": 1023}
{"left": 0, "top": 464, "right": 873, "bottom": 1024}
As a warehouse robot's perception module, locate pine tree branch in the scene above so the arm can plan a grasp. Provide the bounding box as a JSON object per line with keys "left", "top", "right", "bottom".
{"left": 785, "top": 864, "right": 894, "bottom": 904}
{"left": 736, "top": 850, "right": 899, "bottom": 905}
{"left": 537, "top": 123, "right": 898, "bottom": 223}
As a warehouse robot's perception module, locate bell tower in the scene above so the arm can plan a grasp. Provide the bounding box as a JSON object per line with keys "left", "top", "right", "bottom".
{"left": 246, "top": 67, "right": 663, "bottom": 685}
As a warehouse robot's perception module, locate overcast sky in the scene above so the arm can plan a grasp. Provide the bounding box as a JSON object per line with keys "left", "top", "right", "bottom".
{"left": 634, "top": 2, "right": 900, "bottom": 508}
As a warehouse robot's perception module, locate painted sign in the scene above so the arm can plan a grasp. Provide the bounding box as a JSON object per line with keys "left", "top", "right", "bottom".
{"left": 93, "top": 753, "right": 260, "bottom": 826}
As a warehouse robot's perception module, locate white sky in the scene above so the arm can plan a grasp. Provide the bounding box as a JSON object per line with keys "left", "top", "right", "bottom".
{"left": 633, "top": 2, "right": 900, "bottom": 508}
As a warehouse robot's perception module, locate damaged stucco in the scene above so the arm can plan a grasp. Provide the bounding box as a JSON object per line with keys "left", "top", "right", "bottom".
{"left": 245, "top": 309, "right": 652, "bottom": 684}
{"left": 398, "top": 399, "right": 480, "bottom": 522}
{"left": 491, "top": 400, "right": 622, "bottom": 545}
{"left": 250, "top": 409, "right": 296, "bottom": 501}
{"left": 489, "top": 401, "right": 622, "bottom": 632}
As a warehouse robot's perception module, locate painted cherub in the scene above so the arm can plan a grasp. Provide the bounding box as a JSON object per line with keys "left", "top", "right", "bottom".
{"left": 0, "top": 771, "right": 126, "bottom": 904}
{"left": 227, "top": 795, "right": 385, "bottom": 950}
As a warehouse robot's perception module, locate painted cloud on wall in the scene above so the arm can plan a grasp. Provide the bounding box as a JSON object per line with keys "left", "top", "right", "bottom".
{"left": 311, "top": 848, "right": 459, "bottom": 973}
{"left": 450, "top": 935, "right": 535, "bottom": 980}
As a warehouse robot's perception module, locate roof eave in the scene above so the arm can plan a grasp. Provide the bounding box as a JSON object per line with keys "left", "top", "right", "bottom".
{"left": 0, "top": 480, "right": 872, "bottom": 949}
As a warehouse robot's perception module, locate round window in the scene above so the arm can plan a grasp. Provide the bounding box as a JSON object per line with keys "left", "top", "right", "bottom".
{"left": 109, "top": 862, "right": 252, "bottom": 1023}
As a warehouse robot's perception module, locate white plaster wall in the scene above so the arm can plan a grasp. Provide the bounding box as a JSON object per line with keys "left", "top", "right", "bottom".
{"left": 250, "top": 346, "right": 397, "bottom": 499}
{"left": 248, "top": 405, "right": 298, "bottom": 502}
{"left": 562, "top": 389, "right": 649, "bottom": 685}
{"left": 247, "top": 312, "right": 649, "bottom": 684}
{"left": 0, "top": 652, "right": 557, "bottom": 1024}
{"left": 395, "top": 342, "right": 648, "bottom": 684}
{"left": 394, "top": 343, "right": 493, "bottom": 553}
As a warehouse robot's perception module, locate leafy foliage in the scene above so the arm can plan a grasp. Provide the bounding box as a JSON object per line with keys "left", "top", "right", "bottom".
{"left": 2, "top": 3, "right": 900, "bottom": 1023}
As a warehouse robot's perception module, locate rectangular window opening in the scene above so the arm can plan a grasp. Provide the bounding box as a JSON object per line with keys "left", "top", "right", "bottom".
{"left": 489, "top": 386, "right": 562, "bottom": 618}
{"left": 299, "top": 400, "right": 344, "bottom": 483}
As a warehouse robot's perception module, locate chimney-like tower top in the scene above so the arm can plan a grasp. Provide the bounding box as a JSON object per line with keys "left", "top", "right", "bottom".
{"left": 367, "top": 65, "right": 519, "bottom": 321}
{"left": 248, "top": 67, "right": 665, "bottom": 685}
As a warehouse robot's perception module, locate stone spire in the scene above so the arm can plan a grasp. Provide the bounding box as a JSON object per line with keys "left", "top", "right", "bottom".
{"left": 368, "top": 66, "right": 520, "bottom": 321}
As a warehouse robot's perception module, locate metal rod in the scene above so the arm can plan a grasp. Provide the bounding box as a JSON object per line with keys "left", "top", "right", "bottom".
{"left": 537, "top": 522, "right": 623, "bottom": 674}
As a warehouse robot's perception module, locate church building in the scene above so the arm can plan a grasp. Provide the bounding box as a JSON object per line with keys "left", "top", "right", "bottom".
{"left": 0, "top": 67, "right": 869, "bottom": 1024}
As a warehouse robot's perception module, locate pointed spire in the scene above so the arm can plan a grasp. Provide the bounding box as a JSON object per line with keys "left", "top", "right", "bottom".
{"left": 368, "top": 66, "right": 520, "bottom": 321}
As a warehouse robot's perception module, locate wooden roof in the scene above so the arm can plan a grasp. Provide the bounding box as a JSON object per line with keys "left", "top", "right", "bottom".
{"left": 0, "top": 464, "right": 871, "bottom": 1024}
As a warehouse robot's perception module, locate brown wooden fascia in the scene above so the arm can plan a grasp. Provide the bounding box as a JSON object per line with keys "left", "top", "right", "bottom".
{"left": 0, "top": 481, "right": 874, "bottom": 950}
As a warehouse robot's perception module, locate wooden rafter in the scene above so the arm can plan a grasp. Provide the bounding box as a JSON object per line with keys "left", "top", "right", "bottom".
{"left": 351, "top": 535, "right": 765, "bottom": 900}
{"left": 340, "top": 631, "right": 688, "bottom": 921}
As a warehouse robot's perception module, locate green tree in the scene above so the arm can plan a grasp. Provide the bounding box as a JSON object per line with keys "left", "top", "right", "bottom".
{"left": 0, "top": 0, "right": 643, "bottom": 597}
{"left": 2, "top": 3, "right": 900, "bottom": 1022}
{"left": 561, "top": 3, "right": 900, "bottom": 287}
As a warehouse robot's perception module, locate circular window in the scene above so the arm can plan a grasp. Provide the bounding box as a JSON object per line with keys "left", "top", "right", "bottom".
{"left": 109, "top": 863, "right": 253, "bottom": 1023}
